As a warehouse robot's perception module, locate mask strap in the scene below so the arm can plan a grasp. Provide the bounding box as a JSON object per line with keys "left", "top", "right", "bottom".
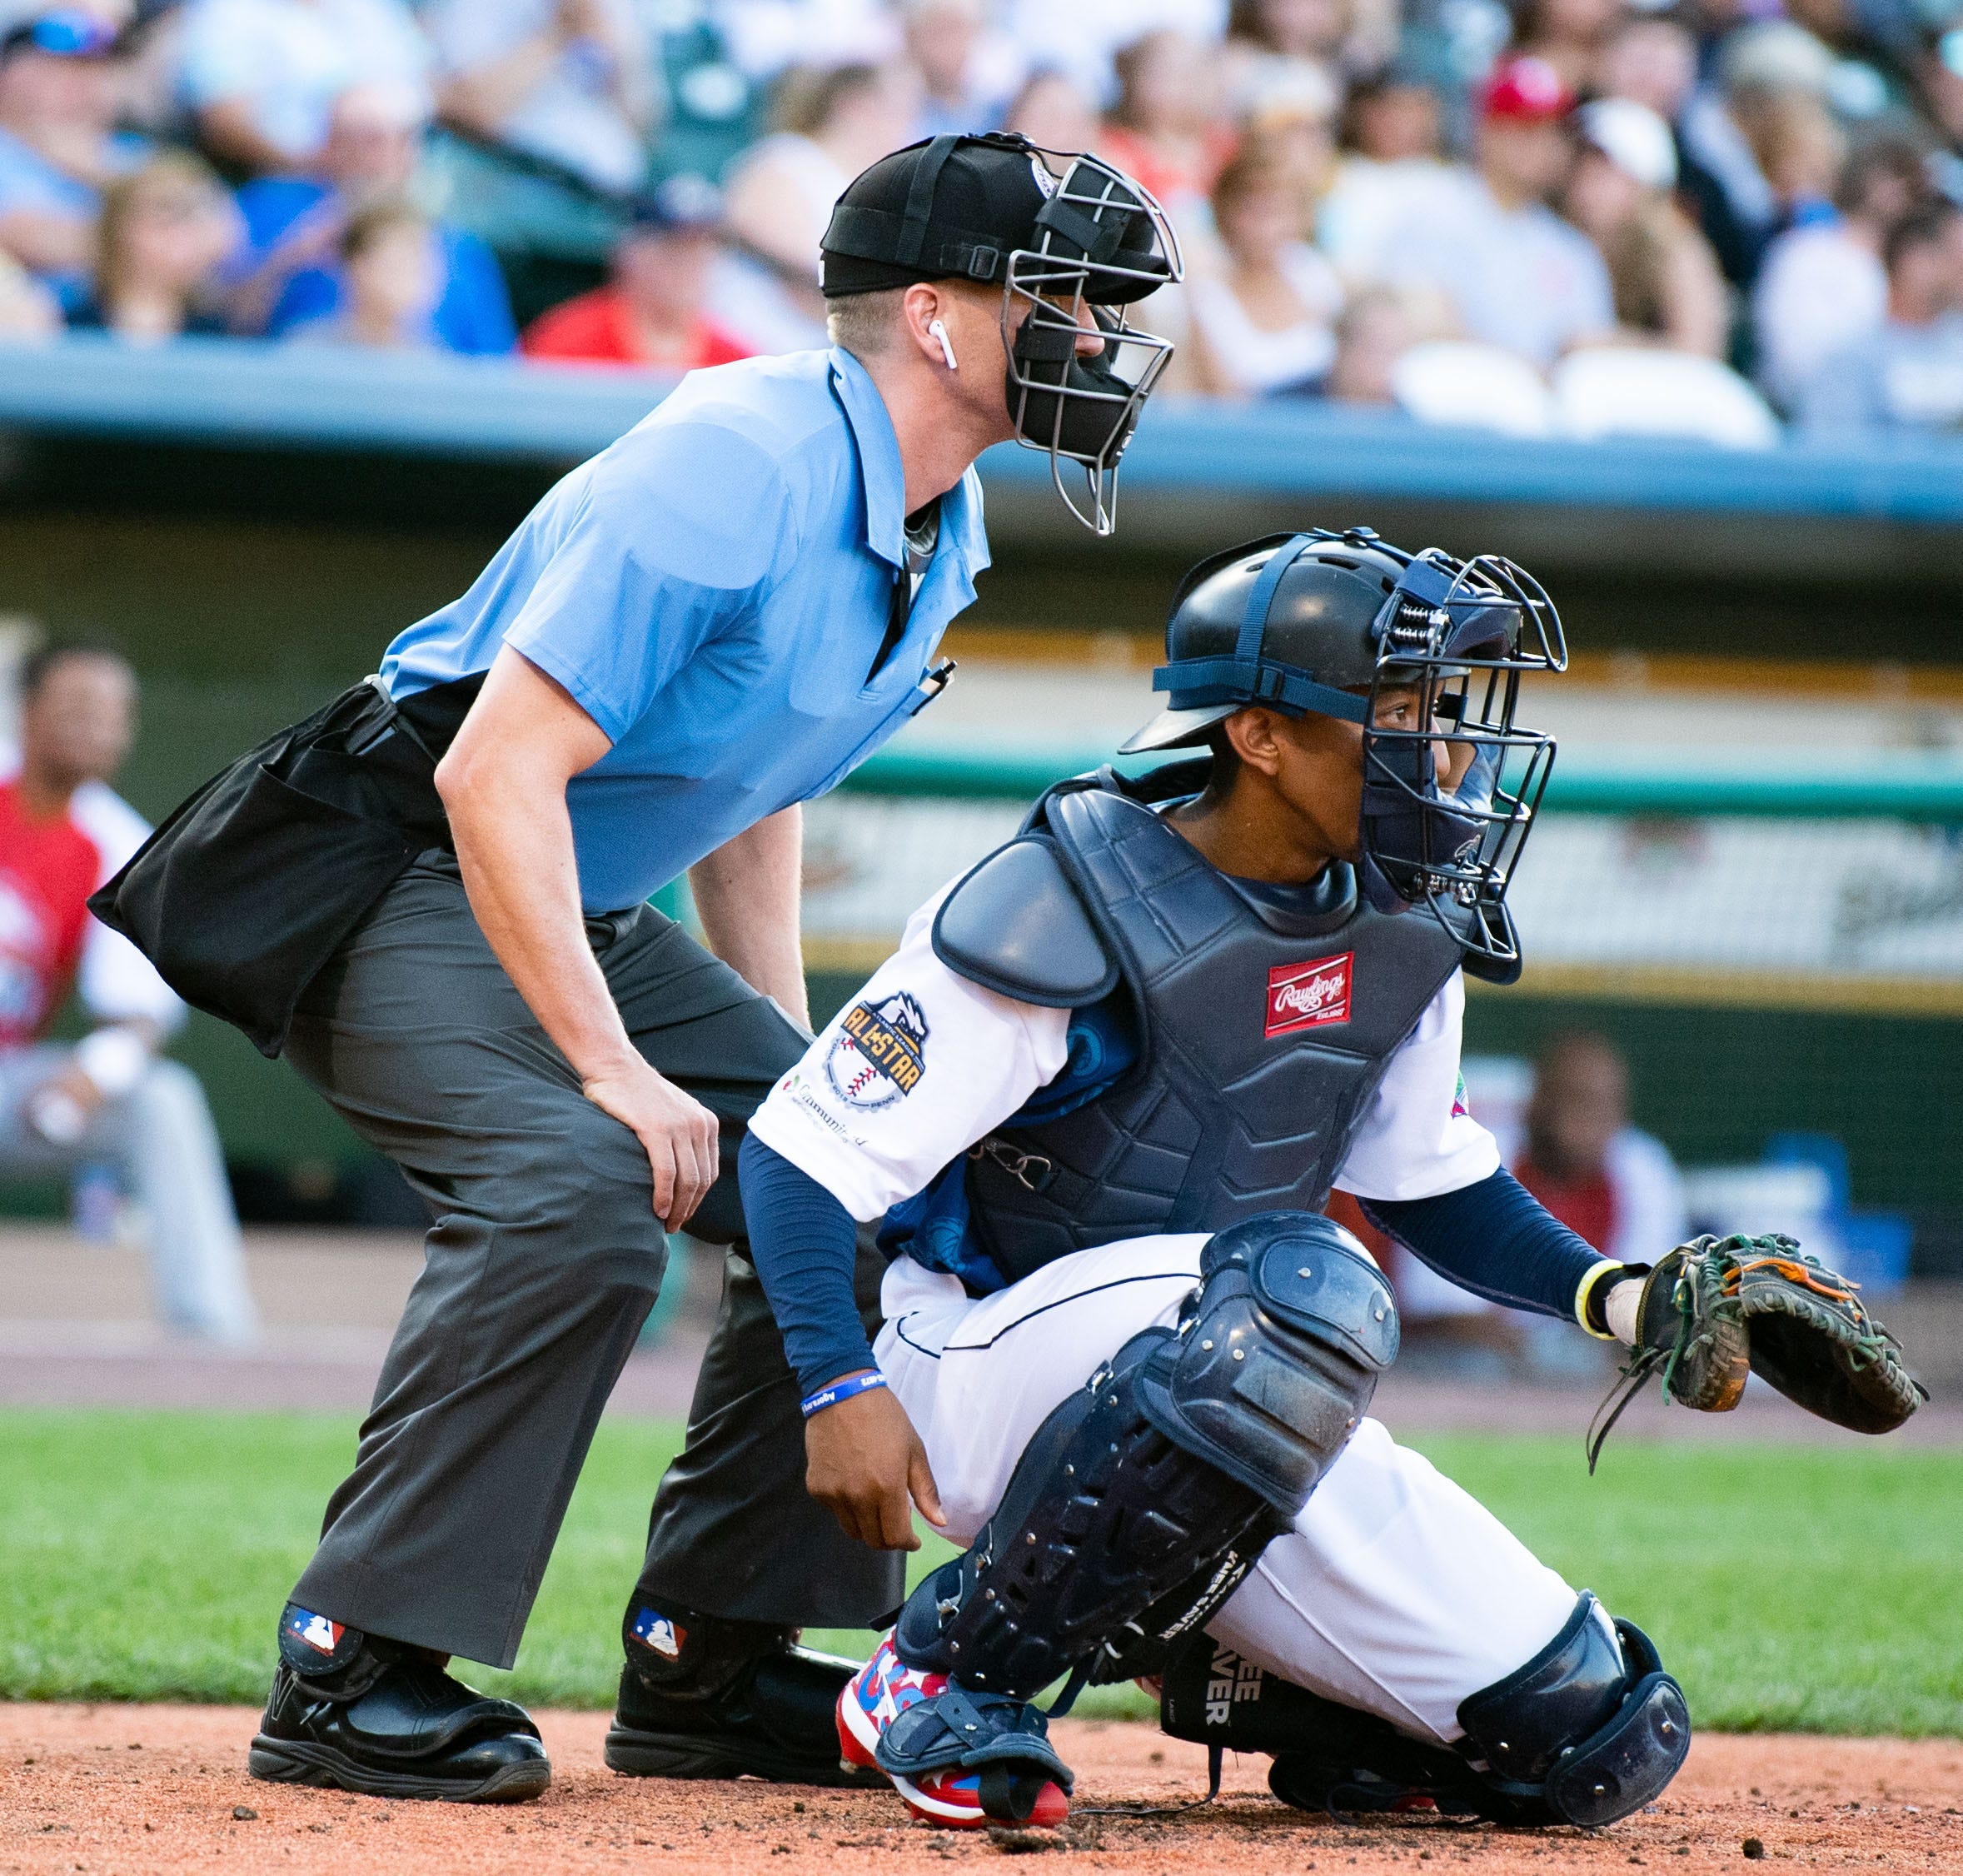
{"left": 897, "top": 135, "right": 964, "bottom": 266}
{"left": 1236, "top": 535, "right": 1315, "bottom": 665}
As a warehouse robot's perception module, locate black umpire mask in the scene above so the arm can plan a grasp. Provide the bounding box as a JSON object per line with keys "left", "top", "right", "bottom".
{"left": 820, "top": 133, "right": 1181, "bottom": 536}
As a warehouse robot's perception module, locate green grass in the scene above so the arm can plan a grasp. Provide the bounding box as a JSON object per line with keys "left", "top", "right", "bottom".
{"left": 1, "top": 1409, "right": 1957, "bottom": 1735}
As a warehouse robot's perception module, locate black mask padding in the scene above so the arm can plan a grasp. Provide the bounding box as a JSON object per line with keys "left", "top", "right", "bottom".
{"left": 1008, "top": 311, "right": 1140, "bottom": 461}
{"left": 1030, "top": 189, "right": 1169, "bottom": 304}
{"left": 1358, "top": 729, "right": 1484, "bottom": 913}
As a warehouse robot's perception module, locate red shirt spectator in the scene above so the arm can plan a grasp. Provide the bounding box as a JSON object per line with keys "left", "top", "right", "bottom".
{"left": 0, "top": 771, "right": 102, "bottom": 1044}
{"left": 1508, "top": 1031, "right": 1687, "bottom": 1266}
{"left": 521, "top": 173, "right": 755, "bottom": 374}
{"left": 523, "top": 284, "right": 750, "bottom": 372}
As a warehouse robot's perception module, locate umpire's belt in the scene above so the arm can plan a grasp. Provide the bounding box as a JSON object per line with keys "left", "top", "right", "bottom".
{"left": 89, "top": 673, "right": 481, "bottom": 1060}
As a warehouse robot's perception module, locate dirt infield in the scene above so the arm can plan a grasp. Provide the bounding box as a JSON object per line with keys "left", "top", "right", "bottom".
{"left": 4, "top": 1705, "right": 1959, "bottom": 1875}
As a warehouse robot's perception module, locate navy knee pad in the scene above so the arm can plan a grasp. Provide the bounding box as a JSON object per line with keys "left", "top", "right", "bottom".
{"left": 1136, "top": 1213, "right": 1397, "bottom": 1516}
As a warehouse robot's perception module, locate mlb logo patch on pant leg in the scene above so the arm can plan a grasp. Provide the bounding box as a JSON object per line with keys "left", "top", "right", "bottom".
{"left": 630, "top": 1609, "right": 686, "bottom": 1659}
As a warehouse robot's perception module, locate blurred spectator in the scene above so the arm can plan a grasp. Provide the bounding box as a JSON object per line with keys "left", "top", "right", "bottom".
{"left": 1221, "top": 0, "right": 1349, "bottom": 118}
{"left": 1002, "top": 0, "right": 1233, "bottom": 108}
{"left": 1237, "top": 58, "right": 1339, "bottom": 218}
{"left": 1187, "top": 142, "right": 1343, "bottom": 394}
{"left": 177, "top": 0, "right": 430, "bottom": 177}
{"left": 1325, "top": 282, "right": 1423, "bottom": 401}
{"left": 1596, "top": 14, "right": 1697, "bottom": 122}
{"left": 1924, "top": 27, "right": 1963, "bottom": 151}
{"left": 902, "top": 0, "right": 1022, "bottom": 138}
{"left": 0, "top": 242, "right": 56, "bottom": 330}
{"left": 1000, "top": 66, "right": 1099, "bottom": 152}
{"left": 1508, "top": 1030, "right": 1688, "bottom": 1267}
{"left": 1677, "top": 22, "right": 1835, "bottom": 288}
{"left": 230, "top": 83, "right": 514, "bottom": 351}
{"left": 521, "top": 174, "right": 752, "bottom": 370}
{"left": 715, "top": 0, "right": 900, "bottom": 82}
{"left": 426, "top": 0, "right": 652, "bottom": 197}
{"left": 1100, "top": 30, "right": 1234, "bottom": 218}
{"left": 1564, "top": 97, "right": 1727, "bottom": 357}
{"left": 1370, "top": 55, "right": 1614, "bottom": 367}
{"left": 67, "top": 150, "right": 235, "bottom": 339}
{"left": 0, "top": 643, "right": 255, "bottom": 1344}
{"left": 1319, "top": 63, "right": 1462, "bottom": 281}
{"left": 0, "top": 11, "right": 139, "bottom": 295}
{"left": 722, "top": 60, "right": 919, "bottom": 322}
{"left": 284, "top": 197, "right": 443, "bottom": 347}
{"left": 1517, "top": 0, "right": 1626, "bottom": 97}
{"left": 1799, "top": 200, "right": 1963, "bottom": 432}
{"left": 1745, "top": 87, "right": 1847, "bottom": 232}
{"left": 1752, "top": 134, "right": 1926, "bottom": 410}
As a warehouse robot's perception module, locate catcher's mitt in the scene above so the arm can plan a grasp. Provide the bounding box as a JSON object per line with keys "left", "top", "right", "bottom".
{"left": 1587, "top": 1234, "right": 1926, "bottom": 1471}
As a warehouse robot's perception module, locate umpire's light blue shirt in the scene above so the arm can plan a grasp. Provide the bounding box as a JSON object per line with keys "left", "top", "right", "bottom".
{"left": 379, "top": 347, "right": 989, "bottom": 912}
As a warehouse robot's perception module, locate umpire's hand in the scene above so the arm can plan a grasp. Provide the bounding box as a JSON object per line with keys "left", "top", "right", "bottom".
{"left": 805, "top": 1380, "right": 948, "bottom": 1551}
{"left": 582, "top": 1057, "right": 721, "bottom": 1231}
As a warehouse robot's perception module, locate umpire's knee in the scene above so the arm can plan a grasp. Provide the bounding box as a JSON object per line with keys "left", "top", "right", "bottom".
{"left": 519, "top": 1104, "right": 671, "bottom": 1294}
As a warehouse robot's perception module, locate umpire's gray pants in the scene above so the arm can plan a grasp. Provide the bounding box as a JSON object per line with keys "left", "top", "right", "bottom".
{"left": 283, "top": 854, "right": 902, "bottom": 1670}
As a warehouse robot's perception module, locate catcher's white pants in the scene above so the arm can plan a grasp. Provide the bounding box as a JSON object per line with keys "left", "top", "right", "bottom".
{"left": 874, "top": 1236, "right": 1577, "bottom": 1747}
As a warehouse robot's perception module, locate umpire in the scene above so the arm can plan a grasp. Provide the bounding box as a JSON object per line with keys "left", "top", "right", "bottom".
{"left": 92, "top": 132, "right": 1179, "bottom": 1804}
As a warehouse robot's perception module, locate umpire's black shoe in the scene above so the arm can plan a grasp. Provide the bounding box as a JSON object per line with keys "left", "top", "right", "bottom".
{"left": 605, "top": 1598, "right": 881, "bottom": 1785}
{"left": 248, "top": 1604, "right": 550, "bottom": 1804}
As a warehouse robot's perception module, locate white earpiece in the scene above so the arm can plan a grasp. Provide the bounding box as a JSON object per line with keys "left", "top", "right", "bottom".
{"left": 929, "top": 317, "right": 958, "bottom": 371}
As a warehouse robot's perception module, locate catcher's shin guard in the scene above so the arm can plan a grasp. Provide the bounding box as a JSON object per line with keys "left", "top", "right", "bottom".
{"left": 894, "top": 1214, "right": 1397, "bottom": 1703}
{"left": 1455, "top": 1592, "right": 1689, "bottom": 1827}
{"left": 892, "top": 1328, "right": 1271, "bottom": 1702}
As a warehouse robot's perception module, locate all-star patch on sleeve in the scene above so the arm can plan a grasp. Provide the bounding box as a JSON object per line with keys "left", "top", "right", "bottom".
{"left": 749, "top": 885, "right": 1071, "bottom": 1221}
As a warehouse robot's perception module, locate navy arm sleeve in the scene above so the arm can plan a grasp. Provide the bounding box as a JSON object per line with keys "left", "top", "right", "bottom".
{"left": 738, "top": 1132, "right": 878, "bottom": 1398}
{"left": 1360, "top": 1168, "right": 1611, "bottom": 1321}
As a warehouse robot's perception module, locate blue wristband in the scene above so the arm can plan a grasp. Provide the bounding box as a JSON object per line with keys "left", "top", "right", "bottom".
{"left": 800, "top": 1370, "right": 888, "bottom": 1419}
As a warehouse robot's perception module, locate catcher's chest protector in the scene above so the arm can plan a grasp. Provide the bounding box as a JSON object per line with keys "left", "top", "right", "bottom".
{"left": 963, "top": 784, "right": 1467, "bottom": 1285}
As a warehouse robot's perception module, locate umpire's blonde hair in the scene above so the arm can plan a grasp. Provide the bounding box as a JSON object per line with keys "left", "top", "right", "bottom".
{"left": 825, "top": 288, "right": 906, "bottom": 360}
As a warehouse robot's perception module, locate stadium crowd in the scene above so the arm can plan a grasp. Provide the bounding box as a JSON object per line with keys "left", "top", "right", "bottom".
{"left": 0, "top": 0, "right": 1958, "bottom": 437}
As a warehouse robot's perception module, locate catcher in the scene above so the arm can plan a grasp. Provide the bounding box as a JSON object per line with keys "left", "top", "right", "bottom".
{"left": 739, "top": 529, "right": 1923, "bottom": 1829}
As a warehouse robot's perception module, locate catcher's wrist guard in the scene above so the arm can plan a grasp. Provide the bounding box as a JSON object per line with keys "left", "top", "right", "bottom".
{"left": 1587, "top": 1234, "right": 1926, "bottom": 1470}
{"left": 1575, "top": 1260, "right": 1638, "bottom": 1340}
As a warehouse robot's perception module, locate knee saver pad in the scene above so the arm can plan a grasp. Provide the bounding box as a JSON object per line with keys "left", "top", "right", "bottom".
{"left": 893, "top": 1328, "right": 1273, "bottom": 1700}
{"left": 1457, "top": 1592, "right": 1690, "bottom": 1828}
{"left": 1135, "top": 1213, "right": 1397, "bottom": 1516}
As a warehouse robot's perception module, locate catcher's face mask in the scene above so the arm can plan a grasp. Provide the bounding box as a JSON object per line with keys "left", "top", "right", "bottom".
{"left": 1357, "top": 551, "right": 1565, "bottom": 971}
{"left": 1000, "top": 151, "right": 1182, "bottom": 536}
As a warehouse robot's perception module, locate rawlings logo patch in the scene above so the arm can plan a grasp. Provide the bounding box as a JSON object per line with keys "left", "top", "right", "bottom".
{"left": 1265, "top": 953, "right": 1353, "bottom": 1037}
{"left": 825, "top": 992, "right": 929, "bottom": 1110}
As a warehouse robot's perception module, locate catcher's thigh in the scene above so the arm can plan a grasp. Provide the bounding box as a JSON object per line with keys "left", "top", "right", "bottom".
{"left": 876, "top": 1240, "right": 1577, "bottom": 1747}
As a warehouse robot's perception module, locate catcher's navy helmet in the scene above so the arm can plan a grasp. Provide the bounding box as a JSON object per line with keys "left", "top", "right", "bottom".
{"left": 1123, "top": 526, "right": 1567, "bottom": 975}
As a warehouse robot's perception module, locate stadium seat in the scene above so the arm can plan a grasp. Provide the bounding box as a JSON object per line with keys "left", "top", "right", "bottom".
{"left": 1552, "top": 347, "right": 1781, "bottom": 450}
{"left": 1389, "top": 342, "right": 1558, "bottom": 437}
